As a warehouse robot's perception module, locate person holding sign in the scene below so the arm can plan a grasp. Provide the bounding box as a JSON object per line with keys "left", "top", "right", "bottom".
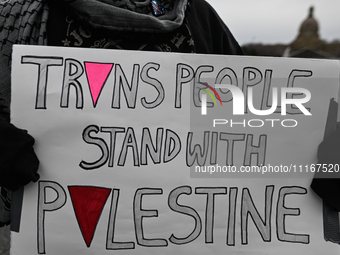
{"left": 0, "top": 0, "right": 242, "bottom": 226}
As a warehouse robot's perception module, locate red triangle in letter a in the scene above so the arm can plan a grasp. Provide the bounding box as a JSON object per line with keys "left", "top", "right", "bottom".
{"left": 84, "top": 62, "right": 113, "bottom": 107}
{"left": 68, "top": 186, "right": 111, "bottom": 247}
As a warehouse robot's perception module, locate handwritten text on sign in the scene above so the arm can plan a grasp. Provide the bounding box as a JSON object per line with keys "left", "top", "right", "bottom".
{"left": 10, "top": 45, "right": 340, "bottom": 255}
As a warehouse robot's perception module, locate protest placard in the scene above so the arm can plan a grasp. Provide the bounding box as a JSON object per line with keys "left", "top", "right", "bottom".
{"left": 10, "top": 45, "right": 340, "bottom": 254}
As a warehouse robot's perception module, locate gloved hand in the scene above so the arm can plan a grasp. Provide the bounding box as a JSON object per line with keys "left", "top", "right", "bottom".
{"left": 0, "top": 121, "right": 39, "bottom": 191}
{"left": 317, "top": 128, "right": 340, "bottom": 166}
{"left": 311, "top": 127, "right": 340, "bottom": 211}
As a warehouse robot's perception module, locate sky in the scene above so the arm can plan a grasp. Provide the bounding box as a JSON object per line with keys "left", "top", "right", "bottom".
{"left": 206, "top": 0, "right": 340, "bottom": 46}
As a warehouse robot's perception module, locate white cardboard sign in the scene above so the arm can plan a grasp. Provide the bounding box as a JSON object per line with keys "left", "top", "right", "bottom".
{"left": 10, "top": 45, "right": 340, "bottom": 254}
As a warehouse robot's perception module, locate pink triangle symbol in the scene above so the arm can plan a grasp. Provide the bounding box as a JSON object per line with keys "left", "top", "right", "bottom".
{"left": 68, "top": 186, "right": 111, "bottom": 247}
{"left": 85, "top": 62, "right": 113, "bottom": 107}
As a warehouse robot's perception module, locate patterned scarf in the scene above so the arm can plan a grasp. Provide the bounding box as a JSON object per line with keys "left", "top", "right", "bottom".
{"left": 0, "top": 0, "right": 49, "bottom": 119}
{"left": 63, "top": 0, "right": 188, "bottom": 33}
